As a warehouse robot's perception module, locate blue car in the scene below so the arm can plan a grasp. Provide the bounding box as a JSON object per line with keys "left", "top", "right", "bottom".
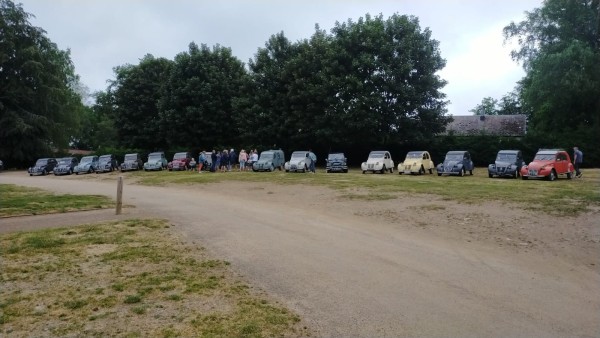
{"left": 74, "top": 155, "right": 99, "bottom": 175}
{"left": 436, "top": 151, "right": 474, "bottom": 176}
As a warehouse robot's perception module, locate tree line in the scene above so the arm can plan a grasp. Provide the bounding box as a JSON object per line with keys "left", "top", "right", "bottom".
{"left": 1, "top": 0, "right": 598, "bottom": 168}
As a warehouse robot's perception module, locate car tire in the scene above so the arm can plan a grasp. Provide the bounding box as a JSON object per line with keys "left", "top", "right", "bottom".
{"left": 459, "top": 169, "right": 465, "bottom": 177}
{"left": 389, "top": 167, "right": 393, "bottom": 173}
{"left": 522, "top": 175, "right": 528, "bottom": 180}
{"left": 469, "top": 169, "right": 473, "bottom": 175}
{"left": 566, "top": 172, "right": 573, "bottom": 179}
{"left": 75, "top": 172, "right": 79, "bottom": 175}
{"left": 42, "top": 169, "right": 47, "bottom": 176}
{"left": 437, "top": 173, "right": 442, "bottom": 176}
{"left": 419, "top": 166, "right": 425, "bottom": 175}
{"left": 429, "top": 168, "right": 433, "bottom": 174}
{"left": 362, "top": 170, "right": 366, "bottom": 174}
{"left": 488, "top": 173, "right": 493, "bottom": 178}
{"left": 270, "top": 164, "right": 274, "bottom": 172}
{"left": 381, "top": 165, "right": 386, "bottom": 174}
{"left": 514, "top": 170, "right": 519, "bottom": 179}
{"left": 548, "top": 170, "right": 557, "bottom": 181}
{"left": 343, "top": 169, "right": 348, "bottom": 173}
{"left": 29, "top": 173, "right": 33, "bottom": 176}
{"left": 88, "top": 167, "right": 92, "bottom": 174}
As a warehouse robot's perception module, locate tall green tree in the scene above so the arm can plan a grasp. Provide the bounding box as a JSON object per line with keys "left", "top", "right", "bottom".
{"left": 0, "top": 0, "right": 84, "bottom": 165}
{"left": 159, "top": 42, "right": 248, "bottom": 149}
{"left": 504, "top": 0, "right": 600, "bottom": 134}
{"left": 470, "top": 97, "right": 499, "bottom": 115}
{"left": 111, "top": 54, "right": 172, "bottom": 150}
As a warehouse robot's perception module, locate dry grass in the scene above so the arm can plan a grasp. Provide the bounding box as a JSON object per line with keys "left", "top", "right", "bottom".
{"left": 0, "top": 219, "right": 308, "bottom": 337}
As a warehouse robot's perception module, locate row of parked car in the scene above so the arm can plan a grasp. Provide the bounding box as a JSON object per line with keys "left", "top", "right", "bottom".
{"left": 358, "top": 148, "right": 575, "bottom": 180}
{"left": 26, "top": 148, "right": 576, "bottom": 181}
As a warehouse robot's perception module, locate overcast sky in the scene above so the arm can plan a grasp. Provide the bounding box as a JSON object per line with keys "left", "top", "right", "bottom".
{"left": 19, "top": 0, "right": 541, "bottom": 116}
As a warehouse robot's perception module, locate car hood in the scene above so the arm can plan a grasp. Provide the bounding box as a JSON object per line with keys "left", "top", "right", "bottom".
{"left": 256, "top": 159, "right": 272, "bottom": 164}
{"left": 289, "top": 158, "right": 305, "bottom": 165}
{"left": 366, "top": 158, "right": 384, "bottom": 164}
{"left": 525, "top": 161, "right": 552, "bottom": 170}
{"left": 494, "top": 161, "right": 514, "bottom": 167}
{"left": 442, "top": 160, "right": 461, "bottom": 167}
{"left": 56, "top": 164, "right": 71, "bottom": 168}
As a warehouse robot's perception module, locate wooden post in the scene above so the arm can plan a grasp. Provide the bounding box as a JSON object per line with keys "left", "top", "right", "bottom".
{"left": 116, "top": 176, "right": 123, "bottom": 215}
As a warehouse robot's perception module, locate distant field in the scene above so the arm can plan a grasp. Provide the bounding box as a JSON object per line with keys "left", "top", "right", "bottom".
{"left": 124, "top": 167, "right": 600, "bottom": 216}
{"left": 0, "top": 184, "right": 114, "bottom": 217}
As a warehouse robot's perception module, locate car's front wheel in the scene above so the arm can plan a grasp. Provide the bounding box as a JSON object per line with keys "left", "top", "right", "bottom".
{"left": 381, "top": 165, "right": 386, "bottom": 174}
{"left": 419, "top": 166, "right": 425, "bottom": 175}
{"left": 548, "top": 170, "right": 557, "bottom": 181}
{"left": 566, "top": 171, "right": 573, "bottom": 179}
{"left": 514, "top": 170, "right": 519, "bottom": 179}
{"left": 362, "top": 170, "right": 366, "bottom": 174}
{"left": 459, "top": 169, "right": 465, "bottom": 177}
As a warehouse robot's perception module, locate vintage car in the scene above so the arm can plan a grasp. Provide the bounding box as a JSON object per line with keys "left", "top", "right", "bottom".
{"left": 488, "top": 150, "right": 524, "bottom": 178}
{"left": 144, "top": 152, "right": 168, "bottom": 171}
{"left": 398, "top": 151, "right": 435, "bottom": 175}
{"left": 436, "top": 151, "right": 474, "bottom": 176}
{"left": 326, "top": 152, "right": 348, "bottom": 173}
{"left": 96, "top": 154, "right": 119, "bottom": 173}
{"left": 253, "top": 149, "right": 285, "bottom": 172}
{"left": 284, "top": 151, "right": 313, "bottom": 173}
{"left": 28, "top": 158, "right": 57, "bottom": 176}
{"left": 120, "top": 153, "right": 143, "bottom": 172}
{"left": 168, "top": 152, "right": 191, "bottom": 171}
{"left": 520, "top": 149, "right": 574, "bottom": 181}
{"left": 54, "top": 157, "right": 79, "bottom": 176}
{"left": 361, "top": 151, "right": 394, "bottom": 174}
{"left": 74, "top": 155, "right": 98, "bottom": 175}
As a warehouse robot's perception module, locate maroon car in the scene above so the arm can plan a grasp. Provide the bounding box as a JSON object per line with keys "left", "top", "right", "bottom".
{"left": 520, "top": 149, "right": 574, "bottom": 181}
{"left": 168, "top": 152, "right": 191, "bottom": 171}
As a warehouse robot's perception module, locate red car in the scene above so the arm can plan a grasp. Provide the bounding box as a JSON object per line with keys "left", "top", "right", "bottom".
{"left": 520, "top": 149, "right": 574, "bottom": 181}
{"left": 168, "top": 152, "right": 191, "bottom": 171}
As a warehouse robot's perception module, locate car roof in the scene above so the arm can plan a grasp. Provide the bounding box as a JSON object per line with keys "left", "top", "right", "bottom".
{"left": 369, "top": 150, "right": 388, "bottom": 154}
{"left": 536, "top": 150, "right": 561, "bottom": 155}
{"left": 407, "top": 151, "right": 426, "bottom": 154}
{"left": 149, "top": 152, "right": 164, "bottom": 155}
{"left": 497, "top": 150, "right": 520, "bottom": 154}
{"left": 446, "top": 151, "right": 468, "bottom": 155}
{"left": 292, "top": 151, "right": 308, "bottom": 154}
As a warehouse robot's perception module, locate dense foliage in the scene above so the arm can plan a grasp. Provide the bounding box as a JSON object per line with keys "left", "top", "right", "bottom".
{"left": 0, "top": 0, "right": 85, "bottom": 166}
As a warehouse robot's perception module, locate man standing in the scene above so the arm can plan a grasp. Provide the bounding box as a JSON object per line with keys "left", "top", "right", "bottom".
{"left": 308, "top": 149, "right": 317, "bottom": 173}
{"left": 573, "top": 147, "right": 583, "bottom": 178}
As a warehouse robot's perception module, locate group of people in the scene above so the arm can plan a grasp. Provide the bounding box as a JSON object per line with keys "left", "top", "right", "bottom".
{"left": 193, "top": 149, "right": 260, "bottom": 173}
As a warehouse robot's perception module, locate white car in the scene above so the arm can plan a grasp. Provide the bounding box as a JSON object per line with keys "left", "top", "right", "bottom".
{"left": 284, "top": 151, "right": 313, "bottom": 172}
{"left": 361, "top": 151, "right": 394, "bottom": 174}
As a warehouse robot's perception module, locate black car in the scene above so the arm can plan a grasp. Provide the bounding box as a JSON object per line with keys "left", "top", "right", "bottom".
{"left": 436, "top": 151, "right": 474, "bottom": 176}
{"left": 326, "top": 152, "right": 348, "bottom": 173}
{"left": 96, "top": 154, "right": 119, "bottom": 173}
{"left": 28, "top": 158, "right": 58, "bottom": 176}
{"left": 54, "top": 157, "right": 79, "bottom": 176}
{"left": 121, "top": 153, "right": 143, "bottom": 172}
{"left": 488, "top": 150, "right": 525, "bottom": 178}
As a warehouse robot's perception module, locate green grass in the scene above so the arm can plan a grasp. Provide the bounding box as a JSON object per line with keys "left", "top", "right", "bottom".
{"left": 0, "top": 184, "right": 114, "bottom": 217}
{"left": 126, "top": 167, "right": 600, "bottom": 216}
{"left": 0, "top": 219, "right": 308, "bottom": 337}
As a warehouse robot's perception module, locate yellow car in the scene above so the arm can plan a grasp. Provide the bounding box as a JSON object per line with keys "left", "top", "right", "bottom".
{"left": 397, "top": 151, "right": 435, "bottom": 175}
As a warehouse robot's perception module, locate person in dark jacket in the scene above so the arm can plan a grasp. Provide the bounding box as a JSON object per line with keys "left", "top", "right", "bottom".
{"left": 211, "top": 150, "right": 217, "bottom": 172}
{"left": 229, "top": 148, "right": 237, "bottom": 171}
{"left": 221, "top": 149, "right": 229, "bottom": 172}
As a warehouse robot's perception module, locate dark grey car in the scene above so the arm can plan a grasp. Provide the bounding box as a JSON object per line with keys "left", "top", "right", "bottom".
{"left": 54, "top": 157, "right": 79, "bottom": 176}
{"left": 326, "top": 153, "right": 348, "bottom": 173}
{"left": 436, "top": 151, "right": 474, "bottom": 176}
{"left": 96, "top": 154, "right": 119, "bottom": 173}
{"left": 488, "top": 150, "right": 524, "bottom": 178}
{"left": 121, "top": 153, "right": 143, "bottom": 172}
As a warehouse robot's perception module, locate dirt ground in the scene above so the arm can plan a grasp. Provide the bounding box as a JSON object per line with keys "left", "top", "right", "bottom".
{"left": 1, "top": 171, "right": 599, "bottom": 337}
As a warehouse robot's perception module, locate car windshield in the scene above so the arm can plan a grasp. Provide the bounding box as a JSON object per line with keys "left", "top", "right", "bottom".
{"left": 260, "top": 152, "right": 273, "bottom": 160}
{"left": 445, "top": 154, "right": 463, "bottom": 161}
{"left": 173, "top": 153, "right": 187, "bottom": 160}
{"left": 496, "top": 153, "right": 517, "bottom": 161}
{"left": 125, "top": 154, "right": 137, "bottom": 161}
{"left": 534, "top": 154, "right": 555, "bottom": 161}
{"left": 369, "top": 153, "right": 384, "bottom": 159}
{"left": 406, "top": 152, "right": 421, "bottom": 159}
{"left": 80, "top": 157, "right": 93, "bottom": 164}
{"left": 291, "top": 152, "right": 306, "bottom": 159}
{"left": 148, "top": 154, "right": 162, "bottom": 161}
{"left": 35, "top": 159, "right": 48, "bottom": 166}
{"left": 328, "top": 153, "right": 344, "bottom": 160}
{"left": 58, "top": 158, "right": 71, "bottom": 165}
{"left": 99, "top": 156, "right": 111, "bottom": 163}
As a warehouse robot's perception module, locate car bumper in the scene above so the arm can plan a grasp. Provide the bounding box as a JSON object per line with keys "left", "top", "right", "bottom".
{"left": 488, "top": 168, "right": 517, "bottom": 177}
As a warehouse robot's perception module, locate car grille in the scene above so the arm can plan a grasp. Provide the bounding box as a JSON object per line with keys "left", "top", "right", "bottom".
{"left": 368, "top": 164, "right": 374, "bottom": 169}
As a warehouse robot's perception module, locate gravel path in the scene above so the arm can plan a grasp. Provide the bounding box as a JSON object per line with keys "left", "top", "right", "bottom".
{"left": 1, "top": 172, "right": 598, "bottom": 337}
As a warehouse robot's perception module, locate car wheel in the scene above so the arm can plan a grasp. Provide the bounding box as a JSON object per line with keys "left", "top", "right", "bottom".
{"left": 88, "top": 167, "right": 92, "bottom": 174}
{"left": 29, "top": 173, "right": 33, "bottom": 176}
{"left": 362, "top": 170, "right": 366, "bottom": 174}
{"left": 429, "top": 168, "right": 433, "bottom": 174}
{"left": 42, "top": 169, "right": 47, "bottom": 176}
{"left": 548, "top": 170, "right": 556, "bottom": 181}
{"left": 522, "top": 175, "right": 528, "bottom": 180}
{"left": 437, "top": 173, "right": 442, "bottom": 176}
{"left": 469, "top": 169, "right": 473, "bottom": 175}
{"left": 389, "top": 167, "right": 393, "bottom": 173}
{"left": 459, "top": 169, "right": 465, "bottom": 177}
{"left": 566, "top": 172, "right": 572, "bottom": 179}
{"left": 419, "top": 166, "right": 425, "bottom": 175}
{"left": 381, "top": 165, "right": 386, "bottom": 174}
{"left": 488, "top": 173, "right": 493, "bottom": 178}
{"left": 514, "top": 170, "right": 519, "bottom": 179}
{"left": 343, "top": 169, "right": 348, "bottom": 173}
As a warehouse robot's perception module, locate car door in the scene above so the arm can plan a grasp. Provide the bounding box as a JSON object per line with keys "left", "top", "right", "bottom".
{"left": 464, "top": 152, "right": 473, "bottom": 170}
{"left": 555, "top": 153, "right": 567, "bottom": 174}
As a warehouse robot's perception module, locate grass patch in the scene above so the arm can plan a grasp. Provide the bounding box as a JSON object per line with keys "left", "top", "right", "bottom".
{"left": 0, "top": 184, "right": 114, "bottom": 217}
{"left": 126, "top": 168, "right": 600, "bottom": 216}
{"left": 0, "top": 219, "right": 308, "bottom": 337}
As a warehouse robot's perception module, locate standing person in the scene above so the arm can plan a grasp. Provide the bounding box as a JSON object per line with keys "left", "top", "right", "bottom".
{"left": 229, "top": 149, "right": 237, "bottom": 171}
{"left": 211, "top": 150, "right": 218, "bottom": 172}
{"left": 573, "top": 146, "right": 583, "bottom": 178}
{"left": 308, "top": 149, "right": 317, "bottom": 173}
{"left": 198, "top": 151, "right": 206, "bottom": 173}
{"left": 221, "top": 149, "right": 229, "bottom": 172}
{"left": 238, "top": 149, "right": 247, "bottom": 171}
{"left": 249, "top": 150, "right": 259, "bottom": 171}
